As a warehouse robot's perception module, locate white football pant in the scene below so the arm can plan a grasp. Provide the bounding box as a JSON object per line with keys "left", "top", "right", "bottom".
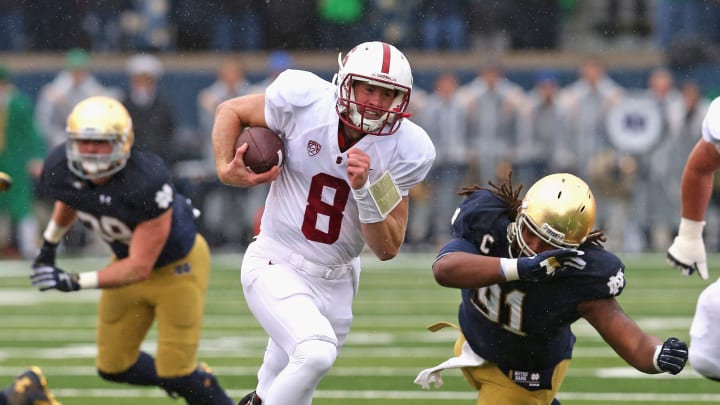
{"left": 689, "top": 278, "right": 720, "bottom": 379}
{"left": 240, "top": 242, "right": 356, "bottom": 405}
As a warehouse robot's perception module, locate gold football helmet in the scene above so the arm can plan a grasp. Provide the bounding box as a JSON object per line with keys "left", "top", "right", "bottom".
{"left": 509, "top": 173, "right": 596, "bottom": 257}
{"left": 66, "top": 96, "right": 134, "bottom": 180}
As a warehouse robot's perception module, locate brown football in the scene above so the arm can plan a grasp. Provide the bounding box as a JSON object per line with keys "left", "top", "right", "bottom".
{"left": 234, "top": 126, "right": 285, "bottom": 174}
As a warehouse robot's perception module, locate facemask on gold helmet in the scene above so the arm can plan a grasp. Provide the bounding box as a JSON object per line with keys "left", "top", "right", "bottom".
{"left": 65, "top": 96, "right": 134, "bottom": 180}
{"left": 508, "top": 173, "right": 596, "bottom": 257}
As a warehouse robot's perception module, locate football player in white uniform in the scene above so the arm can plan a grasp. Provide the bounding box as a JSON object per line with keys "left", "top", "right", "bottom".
{"left": 667, "top": 96, "right": 720, "bottom": 382}
{"left": 212, "top": 41, "right": 435, "bottom": 405}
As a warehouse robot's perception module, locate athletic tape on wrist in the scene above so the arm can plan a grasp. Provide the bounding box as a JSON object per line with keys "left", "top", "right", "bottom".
{"left": 678, "top": 217, "right": 705, "bottom": 238}
{"left": 352, "top": 171, "right": 402, "bottom": 224}
{"left": 43, "top": 220, "right": 70, "bottom": 244}
{"left": 652, "top": 344, "right": 663, "bottom": 373}
{"left": 78, "top": 271, "right": 99, "bottom": 289}
{"left": 500, "top": 258, "right": 519, "bottom": 281}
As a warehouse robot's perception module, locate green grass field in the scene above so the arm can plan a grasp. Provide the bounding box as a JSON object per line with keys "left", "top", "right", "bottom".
{"left": 1, "top": 251, "right": 719, "bottom": 404}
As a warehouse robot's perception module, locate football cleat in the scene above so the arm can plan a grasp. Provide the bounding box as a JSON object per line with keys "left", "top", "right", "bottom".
{"left": 237, "top": 390, "right": 262, "bottom": 405}
{"left": 2, "top": 366, "right": 61, "bottom": 405}
{"left": 196, "top": 362, "right": 217, "bottom": 387}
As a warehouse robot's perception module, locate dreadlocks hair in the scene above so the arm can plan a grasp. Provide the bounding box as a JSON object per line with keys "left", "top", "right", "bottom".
{"left": 585, "top": 229, "right": 607, "bottom": 247}
{"left": 458, "top": 172, "right": 607, "bottom": 246}
{"left": 459, "top": 171, "right": 524, "bottom": 221}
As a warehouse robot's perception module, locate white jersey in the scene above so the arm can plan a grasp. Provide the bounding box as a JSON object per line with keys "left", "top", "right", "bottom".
{"left": 702, "top": 96, "right": 720, "bottom": 149}
{"left": 256, "top": 69, "right": 435, "bottom": 265}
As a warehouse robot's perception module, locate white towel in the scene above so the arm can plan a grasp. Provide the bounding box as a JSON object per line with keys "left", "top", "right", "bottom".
{"left": 414, "top": 340, "right": 486, "bottom": 389}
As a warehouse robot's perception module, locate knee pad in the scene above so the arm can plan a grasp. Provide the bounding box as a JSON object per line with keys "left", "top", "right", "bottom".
{"left": 98, "top": 351, "right": 160, "bottom": 386}
{"left": 159, "top": 364, "right": 233, "bottom": 405}
{"left": 289, "top": 339, "right": 338, "bottom": 381}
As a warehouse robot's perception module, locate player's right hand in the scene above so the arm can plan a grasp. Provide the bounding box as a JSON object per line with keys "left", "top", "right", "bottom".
{"left": 519, "top": 249, "right": 586, "bottom": 281}
{"left": 502, "top": 249, "right": 586, "bottom": 282}
{"left": 220, "top": 143, "right": 280, "bottom": 187}
{"left": 667, "top": 234, "right": 709, "bottom": 280}
{"left": 33, "top": 239, "right": 58, "bottom": 266}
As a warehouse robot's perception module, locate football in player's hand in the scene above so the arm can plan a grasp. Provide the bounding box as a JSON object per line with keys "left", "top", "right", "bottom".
{"left": 234, "top": 126, "right": 285, "bottom": 174}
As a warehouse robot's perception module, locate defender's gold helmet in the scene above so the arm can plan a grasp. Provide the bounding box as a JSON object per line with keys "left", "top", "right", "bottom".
{"left": 66, "top": 96, "right": 134, "bottom": 180}
{"left": 509, "top": 173, "right": 596, "bottom": 256}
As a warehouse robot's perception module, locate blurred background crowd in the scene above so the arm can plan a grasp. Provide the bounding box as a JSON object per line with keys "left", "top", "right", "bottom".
{"left": 2, "top": 0, "right": 720, "bottom": 259}
{"left": 1, "top": 0, "right": 720, "bottom": 56}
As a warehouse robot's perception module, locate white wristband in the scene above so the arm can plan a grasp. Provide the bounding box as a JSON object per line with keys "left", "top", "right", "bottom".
{"left": 652, "top": 344, "right": 663, "bottom": 373}
{"left": 500, "top": 258, "right": 519, "bottom": 281}
{"left": 678, "top": 218, "right": 705, "bottom": 238}
{"left": 352, "top": 181, "right": 385, "bottom": 224}
{"left": 43, "top": 220, "right": 70, "bottom": 244}
{"left": 78, "top": 271, "right": 99, "bottom": 289}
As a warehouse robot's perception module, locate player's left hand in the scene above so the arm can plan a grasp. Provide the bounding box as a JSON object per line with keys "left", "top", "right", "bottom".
{"left": 30, "top": 264, "right": 80, "bottom": 292}
{"left": 667, "top": 234, "right": 709, "bottom": 280}
{"left": 346, "top": 148, "right": 371, "bottom": 190}
{"left": 653, "top": 337, "right": 688, "bottom": 375}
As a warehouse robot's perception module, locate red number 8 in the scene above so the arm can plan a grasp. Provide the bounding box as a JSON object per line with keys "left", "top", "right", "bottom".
{"left": 301, "top": 173, "right": 350, "bottom": 244}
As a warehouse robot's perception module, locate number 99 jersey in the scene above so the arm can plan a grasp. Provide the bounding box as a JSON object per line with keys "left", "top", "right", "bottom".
{"left": 39, "top": 144, "right": 197, "bottom": 268}
{"left": 439, "top": 189, "right": 626, "bottom": 371}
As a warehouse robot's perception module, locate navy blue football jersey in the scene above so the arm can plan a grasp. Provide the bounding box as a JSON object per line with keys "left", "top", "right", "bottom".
{"left": 40, "top": 144, "right": 197, "bottom": 268}
{"left": 438, "top": 189, "right": 626, "bottom": 370}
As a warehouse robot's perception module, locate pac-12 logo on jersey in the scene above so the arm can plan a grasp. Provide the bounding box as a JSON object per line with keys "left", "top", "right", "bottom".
{"left": 307, "top": 140, "right": 321, "bottom": 156}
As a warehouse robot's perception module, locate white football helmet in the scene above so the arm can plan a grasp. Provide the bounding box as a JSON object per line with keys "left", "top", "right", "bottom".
{"left": 334, "top": 41, "right": 412, "bottom": 136}
{"left": 66, "top": 96, "right": 134, "bottom": 180}
{"left": 508, "top": 173, "right": 596, "bottom": 257}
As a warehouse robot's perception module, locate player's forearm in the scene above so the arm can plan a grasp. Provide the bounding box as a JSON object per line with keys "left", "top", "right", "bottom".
{"left": 617, "top": 333, "right": 665, "bottom": 374}
{"left": 432, "top": 252, "right": 505, "bottom": 288}
{"left": 97, "top": 258, "right": 153, "bottom": 288}
{"left": 361, "top": 220, "right": 404, "bottom": 261}
{"left": 680, "top": 166, "right": 714, "bottom": 221}
{"left": 51, "top": 201, "right": 77, "bottom": 227}
{"left": 680, "top": 140, "right": 720, "bottom": 220}
{"left": 211, "top": 102, "right": 240, "bottom": 175}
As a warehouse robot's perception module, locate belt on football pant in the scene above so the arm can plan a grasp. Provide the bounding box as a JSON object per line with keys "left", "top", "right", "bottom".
{"left": 287, "top": 252, "right": 353, "bottom": 280}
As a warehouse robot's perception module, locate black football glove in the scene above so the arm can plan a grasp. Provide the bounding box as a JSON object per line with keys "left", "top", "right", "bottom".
{"left": 30, "top": 264, "right": 80, "bottom": 292}
{"left": 653, "top": 337, "right": 688, "bottom": 375}
{"left": 33, "top": 239, "right": 58, "bottom": 266}
{"left": 509, "top": 249, "right": 586, "bottom": 282}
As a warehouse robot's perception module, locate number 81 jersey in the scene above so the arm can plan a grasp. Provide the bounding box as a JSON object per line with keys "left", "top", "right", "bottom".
{"left": 258, "top": 69, "right": 435, "bottom": 265}
{"left": 442, "top": 189, "right": 626, "bottom": 371}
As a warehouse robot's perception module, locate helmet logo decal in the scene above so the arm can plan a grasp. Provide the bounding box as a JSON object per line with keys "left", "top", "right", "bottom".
{"left": 307, "top": 140, "right": 321, "bottom": 156}
{"left": 381, "top": 42, "right": 391, "bottom": 73}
